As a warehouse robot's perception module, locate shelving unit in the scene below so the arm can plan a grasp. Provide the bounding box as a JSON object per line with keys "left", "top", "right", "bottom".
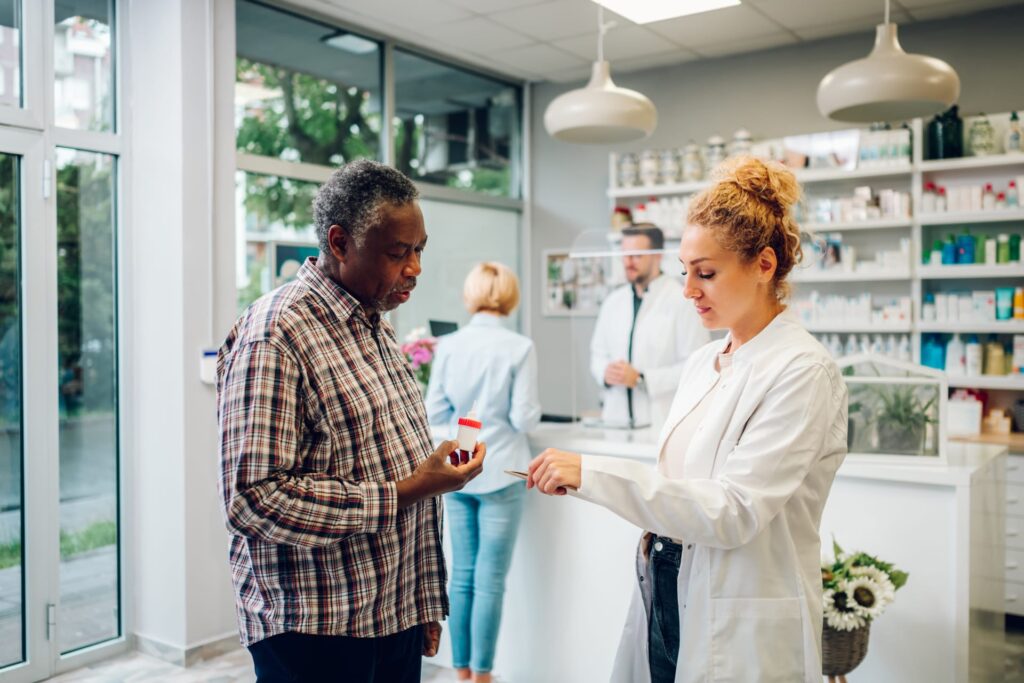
{"left": 802, "top": 218, "right": 912, "bottom": 232}
{"left": 918, "top": 210, "right": 1024, "bottom": 226}
{"left": 919, "top": 263, "right": 1024, "bottom": 279}
{"left": 790, "top": 268, "right": 912, "bottom": 283}
{"left": 947, "top": 375, "right": 1024, "bottom": 391}
{"left": 918, "top": 320, "right": 1024, "bottom": 334}
{"left": 920, "top": 153, "right": 1024, "bottom": 173}
{"left": 805, "top": 322, "right": 913, "bottom": 334}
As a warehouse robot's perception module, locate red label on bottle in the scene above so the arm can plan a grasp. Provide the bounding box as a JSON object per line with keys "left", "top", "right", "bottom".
{"left": 458, "top": 417, "right": 482, "bottom": 429}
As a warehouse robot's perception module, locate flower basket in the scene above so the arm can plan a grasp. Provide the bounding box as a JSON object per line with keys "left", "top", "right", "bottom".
{"left": 822, "top": 619, "right": 870, "bottom": 676}
{"left": 400, "top": 327, "right": 437, "bottom": 390}
{"left": 821, "top": 538, "right": 907, "bottom": 680}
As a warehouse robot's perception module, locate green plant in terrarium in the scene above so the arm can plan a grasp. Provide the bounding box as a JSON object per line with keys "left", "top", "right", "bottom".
{"left": 871, "top": 384, "right": 937, "bottom": 455}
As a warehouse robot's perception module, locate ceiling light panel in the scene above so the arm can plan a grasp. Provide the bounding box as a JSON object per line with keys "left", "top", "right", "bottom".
{"left": 591, "top": 0, "right": 741, "bottom": 25}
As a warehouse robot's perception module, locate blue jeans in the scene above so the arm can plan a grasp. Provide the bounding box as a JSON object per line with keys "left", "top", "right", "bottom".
{"left": 446, "top": 483, "right": 525, "bottom": 674}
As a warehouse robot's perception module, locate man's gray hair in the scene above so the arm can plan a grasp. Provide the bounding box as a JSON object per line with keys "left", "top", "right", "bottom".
{"left": 312, "top": 159, "right": 419, "bottom": 252}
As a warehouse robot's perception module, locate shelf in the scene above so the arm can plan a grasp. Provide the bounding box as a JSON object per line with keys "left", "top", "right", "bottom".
{"left": 805, "top": 322, "right": 912, "bottom": 334}
{"left": 917, "top": 320, "right": 1024, "bottom": 334}
{"left": 608, "top": 180, "right": 709, "bottom": 199}
{"left": 795, "top": 165, "right": 912, "bottom": 184}
{"left": 918, "top": 263, "right": 1024, "bottom": 279}
{"left": 791, "top": 268, "right": 912, "bottom": 283}
{"left": 947, "top": 375, "right": 1024, "bottom": 391}
{"left": 918, "top": 210, "right": 1024, "bottom": 226}
{"left": 802, "top": 219, "right": 912, "bottom": 232}
{"left": 951, "top": 432, "right": 1024, "bottom": 452}
{"left": 920, "top": 154, "right": 1024, "bottom": 173}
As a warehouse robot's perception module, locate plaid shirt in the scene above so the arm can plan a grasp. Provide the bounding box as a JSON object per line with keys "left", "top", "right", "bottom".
{"left": 217, "top": 258, "right": 447, "bottom": 646}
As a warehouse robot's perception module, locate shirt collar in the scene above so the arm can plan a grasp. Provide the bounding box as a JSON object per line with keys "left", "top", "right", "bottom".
{"left": 469, "top": 312, "right": 505, "bottom": 327}
{"left": 296, "top": 257, "right": 375, "bottom": 326}
{"left": 722, "top": 307, "right": 797, "bottom": 362}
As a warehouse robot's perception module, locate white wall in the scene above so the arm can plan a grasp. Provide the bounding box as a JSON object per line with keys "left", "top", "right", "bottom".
{"left": 529, "top": 4, "right": 1024, "bottom": 415}
{"left": 127, "top": 0, "right": 237, "bottom": 657}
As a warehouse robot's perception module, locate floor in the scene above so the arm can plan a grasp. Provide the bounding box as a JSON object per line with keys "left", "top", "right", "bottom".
{"left": 38, "top": 624, "right": 1024, "bottom": 682}
{"left": 45, "top": 648, "right": 460, "bottom": 683}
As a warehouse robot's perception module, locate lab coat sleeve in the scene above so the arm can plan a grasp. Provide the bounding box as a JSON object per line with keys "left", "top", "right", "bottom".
{"left": 640, "top": 303, "right": 710, "bottom": 399}
{"left": 509, "top": 343, "right": 542, "bottom": 433}
{"left": 424, "top": 342, "right": 454, "bottom": 427}
{"left": 575, "top": 362, "right": 845, "bottom": 549}
{"left": 590, "top": 299, "right": 614, "bottom": 387}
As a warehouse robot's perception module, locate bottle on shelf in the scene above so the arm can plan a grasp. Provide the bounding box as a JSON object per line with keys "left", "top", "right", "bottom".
{"left": 997, "top": 192, "right": 1008, "bottom": 210}
{"left": 966, "top": 335, "right": 983, "bottom": 376}
{"left": 859, "top": 334, "right": 871, "bottom": 355}
{"left": 936, "top": 186, "right": 948, "bottom": 212}
{"left": 998, "top": 233, "right": 1011, "bottom": 263}
{"left": 956, "top": 229, "right": 976, "bottom": 264}
{"left": 923, "top": 292, "right": 937, "bottom": 321}
{"left": 1007, "top": 111, "right": 1022, "bottom": 154}
{"left": 985, "top": 235, "right": 997, "bottom": 265}
{"left": 1015, "top": 287, "right": 1024, "bottom": 320}
{"left": 942, "top": 234, "right": 956, "bottom": 264}
{"left": 1011, "top": 233, "right": 1021, "bottom": 262}
{"left": 983, "top": 183, "right": 996, "bottom": 211}
{"left": 929, "top": 240, "right": 943, "bottom": 266}
{"left": 897, "top": 335, "right": 912, "bottom": 362}
{"left": 922, "top": 335, "right": 945, "bottom": 370}
{"left": 1009, "top": 180, "right": 1020, "bottom": 208}
{"left": 945, "top": 333, "right": 966, "bottom": 376}
{"left": 975, "top": 233, "right": 987, "bottom": 264}
{"left": 844, "top": 334, "right": 859, "bottom": 357}
{"left": 984, "top": 338, "right": 1006, "bottom": 376}
{"left": 922, "top": 182, "right": 937, "bottom": 213}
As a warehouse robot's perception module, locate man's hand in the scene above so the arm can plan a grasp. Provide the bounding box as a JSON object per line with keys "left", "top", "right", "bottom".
{"left": 604, "top": 360, "right": 640, "bottom": 388}
{"left": 422, "top": 621, "right": 442, "bottom": 657}
{"left": 527, "top": 448, "right": 582, "bottom": 496}
{"left": 396, "top": 440, "right": 486, "bottom": 508}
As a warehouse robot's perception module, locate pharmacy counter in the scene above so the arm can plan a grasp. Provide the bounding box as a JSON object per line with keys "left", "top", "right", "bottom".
{"left": 431, "top": 424, "right": 1007, "bottom": 683}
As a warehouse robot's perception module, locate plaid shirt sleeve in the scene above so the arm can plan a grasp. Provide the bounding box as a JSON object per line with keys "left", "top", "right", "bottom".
{"left": 218, "top": 338, "right": 398, "bottom": 546}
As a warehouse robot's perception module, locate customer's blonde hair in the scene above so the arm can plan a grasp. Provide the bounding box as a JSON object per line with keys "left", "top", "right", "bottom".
{"left": 463, "top": 262, "right": 520, "bottom": 316}
{"left": 687, "top": 156, "right": 802, "bottom": 300}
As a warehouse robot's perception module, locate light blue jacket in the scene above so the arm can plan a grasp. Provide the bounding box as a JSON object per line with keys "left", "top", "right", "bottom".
{"left": 425, "top": 312, "right": 542, "bottom": 494}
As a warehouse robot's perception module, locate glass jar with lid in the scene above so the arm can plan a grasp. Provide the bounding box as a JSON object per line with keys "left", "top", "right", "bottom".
{"left": 681, "top": 142, "right": 704, "bottom": 182}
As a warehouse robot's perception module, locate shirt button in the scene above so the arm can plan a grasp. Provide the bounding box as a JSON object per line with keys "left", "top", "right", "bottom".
{"left": 687, "top": 544, "right": 693, "bottom": 550}
{"left": 654, "top": 541, "right": 664, "bottom": 552}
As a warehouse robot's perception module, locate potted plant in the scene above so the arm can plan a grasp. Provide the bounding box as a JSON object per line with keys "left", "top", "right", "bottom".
{"left": 821, "top": 538, "right": 908, "bottom": 683}
{"left": 873, "top": 384, "right": 936, "bottom": 454}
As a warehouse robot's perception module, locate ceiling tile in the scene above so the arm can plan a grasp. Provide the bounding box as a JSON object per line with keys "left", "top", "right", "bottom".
{"left": 490, "top": 42, "right": 590, "bottom": 74}
{"left": 442, "top": 0, "right": 555, "bottom": 13}
{"left": 490, "top": 0, "right": 626, "bottom": 42}
{"left": 748, "top": 0, "right": 889, "bottom": 30}
{"left": 691, "top": 31, "right": 798, "bottom": 57}
{"left": 546, "top": 66, "right": 594, "bottom": 83}
{"left": 427, "top": 16, "right": 535, "bottom": 52}
{"left": 647, "top": 4, "right": 787, "bottom": 48}
{"left": 554, "top": 25, "right": 680, "bottom": 61}
{"left": 326, "top": 0, "right": 471, "bottom": 26}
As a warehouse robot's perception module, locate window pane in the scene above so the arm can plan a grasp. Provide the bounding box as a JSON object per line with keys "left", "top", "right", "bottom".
{"left": 55, "top": 0, "right": 115, "bottom": 131}
{"left": 394, "top": 50, "right": 520, "bottom": 198}
{"left": 235, "top": 0, "right": 382, "bottom": 165}
{"left": 56, "top": 148, "right": 119, "bottom": 653}
{"left": 0, "top": 1, "right": 22, "bottom": 109}
{"left": 0, "top": 153, "right": 22, "bottom": 669}
{"left": 236, "top": 171, "right": 318, "bottom": 312}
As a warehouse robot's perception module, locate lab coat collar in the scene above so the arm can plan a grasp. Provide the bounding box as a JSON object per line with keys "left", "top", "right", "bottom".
{"left": 719, "top": 307, "right": 799, "bottom": 365}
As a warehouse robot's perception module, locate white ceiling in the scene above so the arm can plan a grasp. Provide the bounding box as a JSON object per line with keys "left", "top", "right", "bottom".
{"left": 306, "top": 0, "right": 1024, "bottom": 83}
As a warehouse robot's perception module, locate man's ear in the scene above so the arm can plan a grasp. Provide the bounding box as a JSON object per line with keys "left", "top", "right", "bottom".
{"left": 327, "top": 225, "right": 350, "bottom": 263}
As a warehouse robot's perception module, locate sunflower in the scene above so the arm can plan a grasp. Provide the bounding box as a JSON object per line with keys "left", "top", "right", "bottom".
{"left": 850, "top": 565, "right": 896, "bottom": 604}
{"left": 823, "top": 586, "right": 867, "bottom": 631}
{"left": 846, "top": 577, "right": 887, "bottom": 618}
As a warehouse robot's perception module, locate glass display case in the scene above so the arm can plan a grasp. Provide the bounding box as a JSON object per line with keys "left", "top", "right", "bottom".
{"left": 838, "top": 354, "right": 948, "bottom": 465}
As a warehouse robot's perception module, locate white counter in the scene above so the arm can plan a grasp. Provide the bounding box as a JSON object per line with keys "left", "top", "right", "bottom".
{"left": 432, "top": 424, "right": 1007, "bottom": 682}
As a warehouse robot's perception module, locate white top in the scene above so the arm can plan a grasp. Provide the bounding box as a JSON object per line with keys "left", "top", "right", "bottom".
{"left": 658, "top": 350, "right": 733, "bottom": 479}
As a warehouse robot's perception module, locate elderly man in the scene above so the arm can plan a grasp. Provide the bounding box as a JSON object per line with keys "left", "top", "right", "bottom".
{"left": 218, "top": 159, "right": 484, "bottom": 682}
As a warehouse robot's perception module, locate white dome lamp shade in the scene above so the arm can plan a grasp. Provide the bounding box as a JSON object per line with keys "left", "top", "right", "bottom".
{"left": 544, "top": 7, "right": 657, "bottom": 144}
{"left": 817, "top": 0, "right": 960, "bottom": 123}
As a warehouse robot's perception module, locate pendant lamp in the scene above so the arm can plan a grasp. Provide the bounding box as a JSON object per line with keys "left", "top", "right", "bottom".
{"left": 543, "top": 7, "right": 657, "bottom": 144}
{"left": 817, "top": 0, "right": 959, "bottom": 123}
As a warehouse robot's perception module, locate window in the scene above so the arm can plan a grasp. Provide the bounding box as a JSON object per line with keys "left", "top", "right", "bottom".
{"left": 54, "top": 0, "right": 115, "bottom": 131}
{"left": 235, "top": 0, "right": 383, "bottom": 165}
{"left": 55, "top": 148, "right": 119, "bottom": 653}
{"left": 394, "top": 49, "right": 520, "bottom": 198}
{"left": 0, "top": 0, "right": 19, "bottom": 109}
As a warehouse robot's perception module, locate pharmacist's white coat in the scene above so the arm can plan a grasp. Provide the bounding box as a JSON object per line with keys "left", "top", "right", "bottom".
{"left": 575, "top": 311, "right": 848, "bottom": 683}
{"left": 590, "top": 274, "right": 708, "bottom": 429}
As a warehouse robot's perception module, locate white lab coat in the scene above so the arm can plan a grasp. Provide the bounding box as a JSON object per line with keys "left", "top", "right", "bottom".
{"left": 590, "top": 274, "right": 709, "bottom": 429}
{"left": 575, "top": 310, "right": 848, "bottom": 683}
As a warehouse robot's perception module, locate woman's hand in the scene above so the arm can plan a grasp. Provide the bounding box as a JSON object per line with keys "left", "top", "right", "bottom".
{"left": 527, "top": 449, "right": 582, "bottom": 495}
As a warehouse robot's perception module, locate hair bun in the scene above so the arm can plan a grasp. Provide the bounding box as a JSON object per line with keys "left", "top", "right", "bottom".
{"left": 713, "top": 156, "right": 800, "bottom": 214}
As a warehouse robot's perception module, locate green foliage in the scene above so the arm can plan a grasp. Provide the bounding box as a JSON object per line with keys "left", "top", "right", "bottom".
{"left": 0, "top": 539, "right": 19, "bottom": 569}
{"left": 60, "top": 520, "right": 117, "bottom": 559}
{"left": 824, "top": 537, "right": 909, "bottom": 592}
{"left": 874, "top": 384, "right": 936, "bottom": 430}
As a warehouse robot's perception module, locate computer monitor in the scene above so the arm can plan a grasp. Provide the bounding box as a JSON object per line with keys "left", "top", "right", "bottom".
{"left": 429, "top": 320, "right": 459, "bottom": 337}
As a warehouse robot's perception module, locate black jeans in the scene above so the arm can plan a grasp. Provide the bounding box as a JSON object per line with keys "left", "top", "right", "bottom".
{"left": 248, "top": 628, "right": 422, "bottom": 683}
{"left": 648, "top": 536, "right": 682, "bottom": 683}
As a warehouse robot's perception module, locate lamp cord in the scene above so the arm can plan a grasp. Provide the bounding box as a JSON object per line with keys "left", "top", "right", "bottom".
{"left": 596, "top": 6, "right": 615, "bottom": 62}
{"left": 885, "top": 0, "right": 890, "bottom": 24}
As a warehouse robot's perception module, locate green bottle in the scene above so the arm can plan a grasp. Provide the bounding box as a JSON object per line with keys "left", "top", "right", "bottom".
{"left": 975, "top": 233, "right": 987, "bottom": 264}
{"left": 1011, "top": 234, "right": 1021, "bottom": 263}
